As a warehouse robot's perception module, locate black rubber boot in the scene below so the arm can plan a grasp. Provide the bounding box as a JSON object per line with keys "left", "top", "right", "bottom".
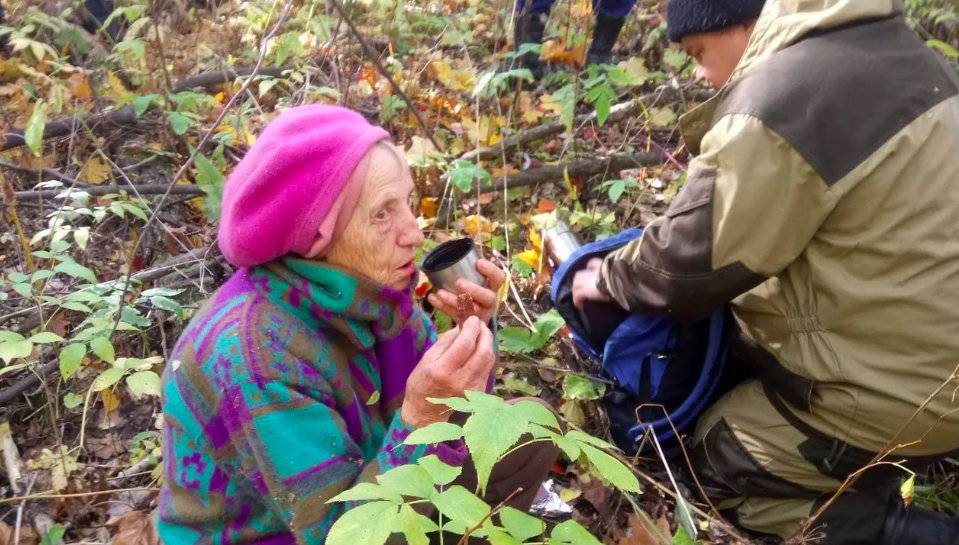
{"left": 81, "top": 0, "right": 123, "bottom": 43}
{"left": 513, "top": 10, "right": 547, "bottom": 79}
{"left": 586, "top": 13, "right": 626, "bottom": 66}
{"left": 879, "top": 501, "right": 959, "bottom": 545}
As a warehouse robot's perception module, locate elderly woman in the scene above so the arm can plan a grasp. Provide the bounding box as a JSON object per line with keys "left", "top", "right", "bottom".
{"left": 156, "top": 105, "right": 554, "bottom": 545}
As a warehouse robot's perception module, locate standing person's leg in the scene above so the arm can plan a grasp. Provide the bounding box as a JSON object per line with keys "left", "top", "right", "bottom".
{"left": 586, "top": 0, "right": 635, "bottom": 65}
{"left": 514, "top": 0, "right": 554, "bottom": 77}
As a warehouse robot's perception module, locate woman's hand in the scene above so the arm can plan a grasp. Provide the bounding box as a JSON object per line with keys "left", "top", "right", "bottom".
{"left": 572, "top": 258, "right": 612, "bottom": 309}
{"left": 427, "top": 259, "right": 505, "bottom": 325}
{"left": 401, "top": 316, "right": 495, "bottom": 428}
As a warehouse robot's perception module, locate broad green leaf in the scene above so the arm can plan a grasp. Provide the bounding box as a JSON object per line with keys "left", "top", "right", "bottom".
{"left": 327, "top": 482, "right": 402, "bottom": 503}
{"left": 398, "top": 503, "right": 438, "bottom": 545}
{"left": 487, "top": 528, "right": 522, "bottom": 545}
{"left": 12, "top": 283, "right": 32, "bottom": 298}
{"left": 448, "top": 160, "right": 491, "bottom": 194}
{"left": 126, "top": 370, "right": 161, "bottom": 397}
{"left": 326, "top": 500, "right": 398, "bottom": 545}
{"left": 63, "top": 392, "right": 83, "bottom": 409}
{"left": 432, "top": 485, "right": 491, "bottom": 528}
{"left": 498, "top": 327, "right": 541, "bottom": 354}
{"left": 579, "top": 443, "right": 641, "bottom": 493}
{"left": 511, "top": 258, "right": 534, "bottom": 279}
{"left": 532, "top": 310, "right": 565, "bottom": 345}
{"left": 376, "top": 464, "right": 434, "bottom": 499}
{"left": 167, "top": 111, "right": 192, "bottom": 135}
{"left": 585, "top": 81, "right": 616, "bottom": 126}
{"left": 25, "top": 100, "right": 47, "bottom": 157}
{"left": 60, "top": 301, "right": 92, "bottom": 313}
{"left": 404, "top": 421, "right": 463, "bottom": 445}
{"left": 151, "top": 295, "right": 184, "bottom": 318}
{"left": 90, "top": 336, "right": 115, "bottom": 364}
{"left": 417, "top": 454, "right": 461, "bottom": 486}
{"left": 0, "top": 333, "right": 32, "bottom": 364}
{"left": 58, "top": 343, "right": 86, "bottom": 380}
{"left": 427, "top": 396, "right": 474, "bottom": 413}
{"left": 140, "top": 287, "right": 185, "bottom": 298}
{"left": 28, "top": 332, "right": 64, "bottom": 344}
{"left": 531, "top": 426, "right": 580, "bottom": 461}
{"left": 562, "top": 374, "right": 606, "bottom": 401}
{"left": 462, "top": 402, "right": 527, "bottom": 494}
{"left": 120, "top": 306, "right": 151, "bottom": 328}
{"left": 499, "top": 506, "right": 545, "bottom": 541}
{"left": 132, "top": 93, "right": 159, "bottom": 116}
{"left": 54, "top": 260, "right": 97, "bottom": 283}
{"left": 463, "top": 390, "right": 510, "bottom": 410}
{"left": 121, "top": 202, "right": 148, "bottom": 221}
{"left": 7, "top": 271, "right": 29, "bottom": 283}
{"left": 565, "top": 429, "right": 616, "bottom": 451}
{"left": 510, "top": 399, "right": 560, "bottom": 430}
{"left": 91, "top": 367, "right": 125, "bottom": 391}
{"left": 549, "top": 520, "right": 602, "bottom": 545}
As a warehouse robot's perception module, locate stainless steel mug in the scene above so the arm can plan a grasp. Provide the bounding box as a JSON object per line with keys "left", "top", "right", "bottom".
{"left": 421, "top": 237, "right": 486, "bottom": 292}
{"left": 543, "top": 221, "right": 583, "bottom": 266}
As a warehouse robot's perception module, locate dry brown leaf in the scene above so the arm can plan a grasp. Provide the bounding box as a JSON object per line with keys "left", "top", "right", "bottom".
{"left": 79, "top": 156, "right": 111, "bottom": 184}
{"left": 109, "top": 511, "right": 160, "bottom": 545}
{"left": 517, "top": 91, "right": 543, "bottom": 124}
{"left": 617, "top": 512, "right": 663, "bottom": 545}
{"left": 541, "top": 39, "right": 587, "bottom": 67}
{"left": 0, "top": 521, "right": 39, "bottom": 545}
{"left": 67, "top": 72, "right": 92, "bottom": 101}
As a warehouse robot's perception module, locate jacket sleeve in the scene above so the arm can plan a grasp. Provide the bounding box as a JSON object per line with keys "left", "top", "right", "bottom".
{"left": 598, "top": 113, "right": 840, "bottom": 322}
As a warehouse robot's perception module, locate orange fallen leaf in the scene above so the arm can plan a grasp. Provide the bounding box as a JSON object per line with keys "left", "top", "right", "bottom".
{"left": 537, "top": 198, "right": 557, "bottom": 213}
{"left": 109, "top": 510, "right": 160, "bottom": 545}
{"left": 67, "top": 72, "right": 92, "bottom": 100}
{"left": 541, "top": 39, "right": 587, "bottom": 67}
{"left": 420, "top": 196, "right": 438, "bottom": 219}
{"left": 79, "top": 156, "right": 111, "bottom": 184}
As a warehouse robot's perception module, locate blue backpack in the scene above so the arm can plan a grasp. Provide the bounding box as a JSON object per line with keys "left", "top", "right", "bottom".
{"left": 550, "top": 228, "right": 730, "bottom": 452}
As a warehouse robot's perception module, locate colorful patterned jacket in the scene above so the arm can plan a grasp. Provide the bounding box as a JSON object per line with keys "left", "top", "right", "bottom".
{"left": 157, "top": 257, "right": 461, "bottom": 545}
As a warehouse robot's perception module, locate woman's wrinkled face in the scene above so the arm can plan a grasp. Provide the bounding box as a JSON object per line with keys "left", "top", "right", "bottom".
{"left": 323, "top": 143, "right": 425, "bottom": 290}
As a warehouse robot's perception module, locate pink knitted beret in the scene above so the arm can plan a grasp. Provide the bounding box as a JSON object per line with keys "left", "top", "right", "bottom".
{"left": 218, "top": 105, "right": 390, "bottom": 267}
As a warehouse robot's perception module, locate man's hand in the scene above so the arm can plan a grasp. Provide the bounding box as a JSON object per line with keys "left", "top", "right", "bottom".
{"left": 572, "top": 258, "right": 612, "bottom": 309}
{"left": 427, "top": 259, "right": 505, "bottom": 325}
{"left": 401, "top": 316, "right": 495, "bottom": 428}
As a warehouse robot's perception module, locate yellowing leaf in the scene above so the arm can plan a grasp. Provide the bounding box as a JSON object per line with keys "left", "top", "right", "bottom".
{"left": 101, "top": 386, "right": 121, "bottom": 413}
{"left": 649, "top": 107, "right": 677, "bottom": 128}
{"left": 67, "top": 72, "right": 92, "bottom": 100}
{"left": 105, "top": 71, "right": 131, "bottom": 100}
{"left": 431, "top": 59, "right": 475, "bottom": 92}
{"left": 517, "top": 91, "right": 543, "bottom": 124}
{"left": 900, "top": 474, "right": 915, "bottom": 507}
{"left": 541, "top": 39, "right": 586, "bottom": 67}
{"left": 528, "top": 228, "right": 543, "bottom": 253}
{"left": 463, "top": 214, "right": 495, "bottom": 237}
{"left": 515, "top": 249, "right": 540, "bottom": 270}
{"left": 419, "top": 197, "right": 438, "bottom": 219}
{"left": 79, "top": 156, "right": 110, "bottom": 184}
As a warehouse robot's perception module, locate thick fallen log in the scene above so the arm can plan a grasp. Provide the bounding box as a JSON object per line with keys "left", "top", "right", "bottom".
{"left": 494, "top": 151, "right": 664, "bottom": 191}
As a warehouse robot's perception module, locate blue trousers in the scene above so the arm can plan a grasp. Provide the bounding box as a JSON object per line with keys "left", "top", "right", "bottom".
{"left": 516, "top": 0, "right": 636, "bottom": 19}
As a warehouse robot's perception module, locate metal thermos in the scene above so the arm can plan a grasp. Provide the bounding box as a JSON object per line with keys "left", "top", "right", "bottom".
{"left": 420, "top": 237, "right": 486, "bottom": 292}
{"left": 543, "top": 221, "right": 582, "bottom": 266}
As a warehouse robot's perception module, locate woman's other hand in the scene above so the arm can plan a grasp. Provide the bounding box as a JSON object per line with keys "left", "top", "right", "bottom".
{"left": 401, "top": 316, "right": 495, "bottom": 428}
{"left": 427, "top": 259, "right": 506, "bottom": 325}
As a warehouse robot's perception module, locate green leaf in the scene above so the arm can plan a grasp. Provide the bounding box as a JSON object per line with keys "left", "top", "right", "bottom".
{"left": 126, "top": 370, "right": 161, "bottom": 397}
{"left": 404, "top": 421, "right": 464, "bottom": 445}
{"left": 579, "top": 443, "right": 641, "bottom": 493}
{"left": 28, "top": 331, "right": 64, "bottom": 344}
{"left": 398, "top": 503, "right": 439, "bottom": 545}
{"left": 488, "top": 528, "right": 522, "bottom": 545}
{"left": 25, "top": 100, "right": 47, "bottom": 157}
{"left": 150, "top": 295, "right": 184, "bottom": 318}
{"left": 0, "top": 332, "right": 32, "bottom": 364}
{"left": 901, "top": 474, "right": 916, "bottom": 505}
{"left": 376, "top": 464, "right": 435, "bottom": 499}
{"left": 54, "top": 260, "right": 97, "bottom": 283}
{"left": 39, "top": 523, "right": 65, "bottom": 545}
{"left": 326, "top": 500, "right": 399, "bottom": 545}
{"left": 12, "top": 282, "right": 33, "bottom": 298}
{"left": 585, "top": 81, "right": 616, "bottom": 126}
{"left": 549, "top": 520, "right": 602, "bottom": 545}
{"left": 432, "top": 485, "right": 491, "bottom": 528}
{"left": 60, "top": 301, "right": 93, "bottom": 313}
{"left": 553, "top": 84, "right": 577, "bottom": 131}
{"left": 509, "top": 399, "right": 560, "bottom": 430}
{"left": 194, "top": 152, "right": 225, "bottom": 219}
{"left": 167, "top": 111, "right": 192, "bottom": 135}
{"left": 562, "top": 374, "right": 606, "bottom": 401}
{"left": 132, "top": 93, "right": 159, "bottom": 116}
{"left": 511, "top": 258, "right": 533, "bottom": 279}
{"left": 327, "top": 482, "right": 402, "bottom": 503}
{"left": 927, "top": 39, "right": 959, "bottom": 60}
{"left": 448, "top": 160, "right": 491, "bottom": 194}
{"left": 90, "top": 336, "right": 115, "bottom": 364}
{"left": 672, "top": 525, "right": 698, "bottom": 545}
{"left": 63, "top": 392, "right": 83, "bottom": 409}
{"left": 565, "top": 429, "right": 616, "bottom": 451}
{"left": 58, "top": 343, "right": 86, "bottom": 380}
{"left": 120, "top": 306, "right": 151, "bottom": 328}
{"left": 462, "top": 402, "right": 528, "bottom": 494}
{"left": 499, "top": 506, "right": 545, "bottom": 541}
{"left": 417, "top": 454, "right": 461, "bottom": 486}
{"left": 140, "top": 287, "right": 185, "bottom": 298}
{"left": 91, "top": 367, "right": 126, "bottom": 391}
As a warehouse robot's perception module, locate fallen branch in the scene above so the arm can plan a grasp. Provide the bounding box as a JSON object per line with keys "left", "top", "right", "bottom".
{"left": 461, "top": 87, "right": 713, "bottom": 162}
{"left": 14, "top": 183, "right": 203, "bottom": 200}
{"left": 494, "top": 152, "right": 663, "bottom": 191}
{"left": 172, "top": 66, "right": 286, "bottom": 92}
{"left": 0, "top": 160, "right": 87, "bottom": 187}
{"left": 1, "top": 106, "right": 137, "bottom": 152}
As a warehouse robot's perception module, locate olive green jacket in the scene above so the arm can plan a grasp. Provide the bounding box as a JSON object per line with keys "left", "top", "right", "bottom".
{"left": 598, "top": 0, "right": 959, "bottom": 456}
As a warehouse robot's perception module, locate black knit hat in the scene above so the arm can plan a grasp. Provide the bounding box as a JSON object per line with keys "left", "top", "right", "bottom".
{"left": 666, "top": 0, "right": 767, "bottom": 42}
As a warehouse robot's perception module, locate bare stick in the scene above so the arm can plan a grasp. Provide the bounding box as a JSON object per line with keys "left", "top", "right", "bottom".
{"left": 14, "top": 183, "right": 203, "bottom": 200}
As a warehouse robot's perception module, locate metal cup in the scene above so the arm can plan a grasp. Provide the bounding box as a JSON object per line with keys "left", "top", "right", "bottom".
{"left": 543, "top": 221, "right": 582, "bottom": 266}
{"left": 421, "top": 237, "right": 486, "bottom": 292}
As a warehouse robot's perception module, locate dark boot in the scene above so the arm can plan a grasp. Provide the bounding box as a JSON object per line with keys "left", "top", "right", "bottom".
{"left": 586, "top": 13, "right": 626, "bottom": 66}
{"left": 514, "top": 10, "right": 547, "bottom": 79}
{"left": 81, "top": 0, "right": 123, "bottom": 43}
{"left": 879, "top": 500, "right": 959, "bottom": 545}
